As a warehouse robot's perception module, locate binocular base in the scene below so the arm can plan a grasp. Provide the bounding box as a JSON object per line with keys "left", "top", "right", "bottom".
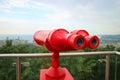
{"left": 40, "top": 68, "right": 74, "bottom": 80}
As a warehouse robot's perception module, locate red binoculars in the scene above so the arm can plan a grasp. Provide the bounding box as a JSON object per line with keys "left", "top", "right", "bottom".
{"left": 34, "top": 28, "right": 100, "bottom": 80}
{"left": 34, "top": 28, "right": 100, "bottom": 52}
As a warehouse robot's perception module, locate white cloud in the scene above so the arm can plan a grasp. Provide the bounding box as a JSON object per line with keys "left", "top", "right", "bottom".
{"left": 0, "top": 4, "right": 10, "bottom": 9}
{"left": 116, "top": 0, "right": 120, "bottom": 5}
{"left": 45, "top": 11, "right": 71, "bottom": 22}
{"left": 4, "top": 9, "right": 28, "bottom": 14}
{"left": 6, "top": 0, "right": 30, "bottom": 8}
{"left": 0, "top": 0, "right": 120, "bottom": 34}
{"left": 0, "top": 16, "right": 38, "bottom": 34}
{"left": 0, "top": 0, "right": 30, "bottom": 14}
{"left": 32, "top": 1, "right": 55, "bottom": 9}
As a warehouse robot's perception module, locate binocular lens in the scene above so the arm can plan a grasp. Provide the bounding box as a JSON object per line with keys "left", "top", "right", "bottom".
{"left": 92, "top": 38, "right": 97, "bottom": 46}
{"left": 77, "top": 38, "right": 84, "bottom": 46}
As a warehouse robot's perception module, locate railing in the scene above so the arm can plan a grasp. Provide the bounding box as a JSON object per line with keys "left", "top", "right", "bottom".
{"left": 0, "top": 51, "right": 120, "bottom": 80}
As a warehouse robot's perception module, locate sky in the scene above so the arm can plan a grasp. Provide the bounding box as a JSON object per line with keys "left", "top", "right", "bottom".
{"left": 0, "top": 0, "right": 120, "bottom": 35}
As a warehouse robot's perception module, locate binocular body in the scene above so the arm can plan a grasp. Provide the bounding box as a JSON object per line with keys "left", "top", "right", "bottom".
{"left": 34, "top": 28, "right": 100, "bottom": 80}
{"left": 34, "top": 28, "right": 100, "bottom": 52}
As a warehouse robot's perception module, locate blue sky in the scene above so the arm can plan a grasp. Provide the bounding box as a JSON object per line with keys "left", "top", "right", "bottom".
{"left": 0, "top": 0, "right": 120, "bottom": 34}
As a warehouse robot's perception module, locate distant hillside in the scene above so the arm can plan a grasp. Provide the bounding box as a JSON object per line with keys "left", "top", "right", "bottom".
{"left": 0, "top": 34, "right": 120, "bottom": 44}
{"left": 0, "top": 34, "right": 34, "bottom": 41}
{"left": 100, "top": 34, "right": 120, "bottom": 39}
{"left": 100, "top": 34, "right": 120, "bottom": 43}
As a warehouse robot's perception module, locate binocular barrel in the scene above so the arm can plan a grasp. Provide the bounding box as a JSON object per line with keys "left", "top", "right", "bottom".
{"left": 34, "top": 28, "right": 100, "bottom": 52}
{"left": 70, "top": 30, "right": 100, "bottom": 49}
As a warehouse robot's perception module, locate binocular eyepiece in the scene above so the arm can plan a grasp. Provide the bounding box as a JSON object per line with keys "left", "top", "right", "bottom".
{"left": 34, "top": 28, "right": 100, "bottom": 52}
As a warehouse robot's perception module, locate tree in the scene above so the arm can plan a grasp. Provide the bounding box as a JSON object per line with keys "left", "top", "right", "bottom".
{"left": 60, "top": 56, "right": 97, "bottom": 80}
{"left": 0, "top": 38, "right": 120, "bottom": 80}
{"left": 104, "top": 44, "right": 115, "bottom": 51}
{"left": 6, "top": 37, "right": 12, "bottom": 47}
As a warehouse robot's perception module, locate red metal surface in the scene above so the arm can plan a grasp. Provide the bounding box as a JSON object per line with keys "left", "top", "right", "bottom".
{"left": 34, "top": 28, "right": 100, "bottom": 80}
{"left": 70, "top": 29, "right": 100, "bottom": 49}
{"left": 51, "top": 52, "right": 60, "bottom": 68}
{"left": 44, "top": 52, "right": 65, "bottom": 79}
{"left": 40, "top": 68, "right": 74, "bottom": 80}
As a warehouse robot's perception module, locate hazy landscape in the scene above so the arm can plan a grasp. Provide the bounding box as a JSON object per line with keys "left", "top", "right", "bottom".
{"left": 0, "top": 34, "right": 120, "bottom": 47}
{"left": 0, "top": 34, "right": 120, "bottom": 80}
{"left": 0, "top": 0, "right": 120, "bottom": 80}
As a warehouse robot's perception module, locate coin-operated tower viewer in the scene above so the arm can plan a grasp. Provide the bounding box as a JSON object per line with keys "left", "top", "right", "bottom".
{"left": 34, "top": 28, "right": 100, "bottom": 80}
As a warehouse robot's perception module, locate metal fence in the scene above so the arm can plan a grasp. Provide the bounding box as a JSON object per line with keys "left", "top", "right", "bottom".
{"left": 0, "top": 51, "right": 120, "bottom": 80}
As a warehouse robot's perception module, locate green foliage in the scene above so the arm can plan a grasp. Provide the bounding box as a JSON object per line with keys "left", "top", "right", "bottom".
{"left": 104, "top": 44, "right": 115, "bottom": 51}
{"left": 61, "top": 57, "right": 97, "bottom": 80}
{"left": 21, "top": 58, "right": 43, "bottom": 80}
{"left": 116, "top": 47, "right": 120, "bottom": 51}
{"left": 0, "top": 40, "right": 120, "bottom": 80}
{"left": 0, "top": 58, "right": 16, "bottom": 80}
{"left": 6, "top": 37, "right": 12, "bottom": 47}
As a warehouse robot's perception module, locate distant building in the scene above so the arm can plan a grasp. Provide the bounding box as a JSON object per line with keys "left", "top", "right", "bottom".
{"left": 12, "top": 39, "right": 28, "bottom": 46}
{"left": 0, "top": 39, "right": 37, "bottom": 47}
{"left": 0, "top": 40, "right": 6, "bottom": 47}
